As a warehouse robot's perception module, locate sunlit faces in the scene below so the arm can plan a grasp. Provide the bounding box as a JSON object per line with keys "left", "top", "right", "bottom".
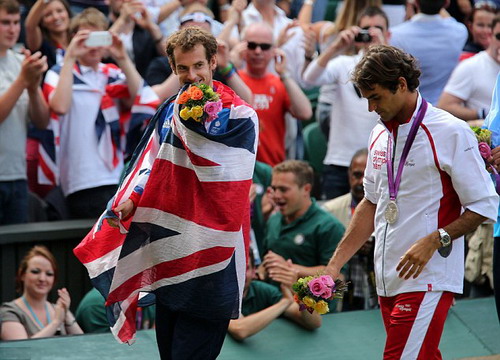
{"left": 271, "top": 171, "right": 311, "bottom": 223}
{"left": 360, "top": 80, "right": 407, "bottom": 123}
{"left": 21, "top": 255, "right": 55, "bottom": 297}
{"left": 243, "top": 25, "right": 274, "bottom": 74}
{"left": 41, "top": 0, "right": 70, "bottom": 35}
{"left": 172, "top": 43, "right": 216, "bottom": 85}
{"left": 349, "top": 154, "right": 367, "bottom": 203}
{"left": 471, "top": 9, "right": 495, "bottom": 49}
{"left": 0, "top": 9, "right": 20, "bottom": 53}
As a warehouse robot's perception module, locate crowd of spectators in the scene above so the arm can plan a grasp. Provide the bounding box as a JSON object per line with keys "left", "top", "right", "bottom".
{"left": 1, "top": 0, "right": 498, "bottom": 341}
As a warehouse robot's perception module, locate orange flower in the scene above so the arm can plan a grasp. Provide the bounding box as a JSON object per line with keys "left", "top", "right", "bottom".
{"left": 177, "top": 92, "right": 190, "bottom": 104}
{"left": 188, "top": 86, "right": 204, "bottom": 100}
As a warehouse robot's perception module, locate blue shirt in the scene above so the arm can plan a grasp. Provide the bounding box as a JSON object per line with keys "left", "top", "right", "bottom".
{"left": 390, "top": 14, "right": 468, "bottom": 105}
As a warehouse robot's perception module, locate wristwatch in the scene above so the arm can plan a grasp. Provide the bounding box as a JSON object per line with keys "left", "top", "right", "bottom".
{"left": 437, "top": 228, "right": 452, "bottom": 258}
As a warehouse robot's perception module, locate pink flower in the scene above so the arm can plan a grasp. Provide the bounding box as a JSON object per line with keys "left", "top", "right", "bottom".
{"left": 308, "top": 277, "right": 333, "bottom": 299}
{"left": 479, "top": 142, "right": 492, "bottom": 159}
{"left": 204, "top": 101, "right": 222, "bottom": 122}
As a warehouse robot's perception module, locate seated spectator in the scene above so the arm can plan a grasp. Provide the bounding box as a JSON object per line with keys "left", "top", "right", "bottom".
{"left": 438, "top": 13, "right": 500, "bottom": 123}
{"left": 108, "top": 0, "right": 165, "bottom": 77}
{"left": 0, "top": 246, "right": 83, "bottom": 340}
{"left": 461, "top": 1, "right": 497, "bottom": 60}
{"left": 24, "top": 0, "right": 72, "bottom": 70}
{"left": 228, "top": 251, "right": 321, "bottom": 341}
{"left": 44, "top": 8, "right": 144, "bottom": 219}
{"left": 0, "top": 0, "right": 50, "bottom": 225}
{"left": 259, "top": 160, "right": 345, "bottom": 282}
{"left": 75, "top": 287, "right": 155, "bottom": 333}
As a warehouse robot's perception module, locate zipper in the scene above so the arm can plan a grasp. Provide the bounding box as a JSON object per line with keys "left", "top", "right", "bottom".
{"left": 381, "top": 130, "right": 398, "bottom": 297}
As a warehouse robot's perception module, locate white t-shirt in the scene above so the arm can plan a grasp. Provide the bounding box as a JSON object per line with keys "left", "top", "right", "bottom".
{"left": 303, "top": 53, "right": 378, "bottom": 167}
{"left": 45, "top": 64, "right": 124, "bottom": 196}
{"left": 443, "top": 51, "right": 500, "bottom": 114}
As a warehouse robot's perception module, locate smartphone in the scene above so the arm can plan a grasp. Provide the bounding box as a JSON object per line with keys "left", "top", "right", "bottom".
{"left": 85, "top": 31, "right": 112, "bottom": 47}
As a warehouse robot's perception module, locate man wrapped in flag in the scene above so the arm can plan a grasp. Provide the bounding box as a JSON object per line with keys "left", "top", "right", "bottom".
{"left": 74, "top": 27, "right": 258, "bottom": 360}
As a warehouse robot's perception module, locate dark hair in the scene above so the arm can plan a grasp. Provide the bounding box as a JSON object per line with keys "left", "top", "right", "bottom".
{"left": 352, "top": 45, "right": 421, "bottom": 93}
{"left": 0, "top": 0, "right": 20, "bottom": 14}
{"left": 166, "top": 26, "right": 218, "bottom": 69}
{"left": 350, "top": 148, "right": 368, "bottom": 169}
{"left": 418, "top": 0, "right": 446, "bottom": 15}
{"left": 357, "top": 6, "right": 389, "bottom": 29}
{"left": 273, "top": 160, "right": 314, "bottom": 188}
{"left": 16, "top": 245, "right": 58, "bottom": 294}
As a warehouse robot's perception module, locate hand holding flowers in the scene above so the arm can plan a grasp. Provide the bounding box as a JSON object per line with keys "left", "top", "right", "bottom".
{"left": 471, "top": 126, "right": 500, "bottom": 194}
{"left": 292, "top": 275, "right": 348, "bottom": 315}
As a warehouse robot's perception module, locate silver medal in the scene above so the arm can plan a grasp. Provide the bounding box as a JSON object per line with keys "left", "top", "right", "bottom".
{"left": 384, "top": 201, "right": 399, "bottom": 224}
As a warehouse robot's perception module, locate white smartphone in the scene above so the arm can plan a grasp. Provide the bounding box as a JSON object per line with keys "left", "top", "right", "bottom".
{"left": 85, "top": 31, "right": 112, "bottom": 47}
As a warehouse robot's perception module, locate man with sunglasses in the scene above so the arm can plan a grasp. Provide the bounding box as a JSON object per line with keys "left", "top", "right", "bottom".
{"left": 303, "top": 6, "right": 391, "bottom": 200}
{"left": 438, "top": 13, "right": 500, "bottom": 123}
{"left": 237, "top": 22, "right": 312, "bottom": 167}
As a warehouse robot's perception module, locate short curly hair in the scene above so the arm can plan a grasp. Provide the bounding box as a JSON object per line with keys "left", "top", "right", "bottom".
{"left": 273, "top": 160, "right": 314, "bottom": 188}
{"left": 166, "top": 27, "right": 218, "bottom": 69}
{"left": 352, "top": 45, "right": 421, "bottom": 94}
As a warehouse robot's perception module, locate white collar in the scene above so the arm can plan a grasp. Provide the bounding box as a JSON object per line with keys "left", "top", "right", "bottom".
{"left": 410, "top": 13, "right": 442, "bottom": 23}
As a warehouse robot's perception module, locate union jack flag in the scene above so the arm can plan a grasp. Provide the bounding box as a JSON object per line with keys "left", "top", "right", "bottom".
{"left": 74, "top": 81, "right": 258, "bottom": 343}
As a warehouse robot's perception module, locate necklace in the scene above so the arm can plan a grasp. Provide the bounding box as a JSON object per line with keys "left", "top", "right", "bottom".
{"left": 21, "top": 296, "right": 51, "bottom": 329}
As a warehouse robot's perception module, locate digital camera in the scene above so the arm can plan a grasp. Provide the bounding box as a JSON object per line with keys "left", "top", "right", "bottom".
{"left": 354, "top": 29, "right": 372, "bottom": 43}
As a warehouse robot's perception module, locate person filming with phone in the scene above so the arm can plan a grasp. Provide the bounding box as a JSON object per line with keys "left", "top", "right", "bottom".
{"left": 303, "top": 6, "right": 391, "bottom": 200}
{"left": 44, "top": 7, "right": 143, "bottom": 219}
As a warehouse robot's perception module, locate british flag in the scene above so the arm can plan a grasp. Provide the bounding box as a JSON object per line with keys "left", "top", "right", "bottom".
{"left": 37, "top": 63, "right": 159, "bottom": 189}
{"left": 74, "top": 81, "right": 258, "bottom": 344}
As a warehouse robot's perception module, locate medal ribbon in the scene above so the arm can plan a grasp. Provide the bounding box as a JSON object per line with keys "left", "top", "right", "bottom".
{"left": 386, "top": 99, "right": 428, "bottom": 201}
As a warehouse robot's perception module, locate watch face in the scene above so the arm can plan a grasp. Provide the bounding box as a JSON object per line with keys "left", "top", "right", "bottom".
{"left": 440, "top": 235, "right": 451, "bottom": 247}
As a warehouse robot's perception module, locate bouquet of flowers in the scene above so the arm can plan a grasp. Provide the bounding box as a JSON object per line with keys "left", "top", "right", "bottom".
{"left": 176, "top": 83, "right": 222, "bottom": 125}
{"left": 292, "top": 275, "right": 349, "bottom": 315}
{"left": 471, "top": 126, "right": 500, "bottom": 194}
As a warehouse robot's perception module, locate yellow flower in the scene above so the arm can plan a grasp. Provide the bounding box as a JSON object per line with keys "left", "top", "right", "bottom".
{"left": 314, "top": 300, "right": 329, "bottom": 315}
{"left": 302, "top": 296, "right": 316, "bottom": 308}
{"left": 191, "top": 105, "right": 203, "bottom": 119}
{"left": 180, "top": 107, "right": 192, "bottom": 120}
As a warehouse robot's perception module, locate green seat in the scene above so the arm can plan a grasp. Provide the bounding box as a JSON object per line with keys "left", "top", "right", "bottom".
{"left": 303, "top": 122, "right": 327, "bottom": 175}
{"left": 324, "top": 0, "right": 341, "bottom": 21}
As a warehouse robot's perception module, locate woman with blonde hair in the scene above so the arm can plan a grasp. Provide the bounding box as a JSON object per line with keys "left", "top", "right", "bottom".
{"left": 0, "top": 246, "right": 83, "bottom": 339}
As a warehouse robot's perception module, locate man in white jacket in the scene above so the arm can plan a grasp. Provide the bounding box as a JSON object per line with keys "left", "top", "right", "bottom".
{"left": 325, "top": 44, "right": 499, "bottom": 359}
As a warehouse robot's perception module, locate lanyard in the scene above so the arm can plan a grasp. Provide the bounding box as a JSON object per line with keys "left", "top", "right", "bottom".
{"left": 22, "top": 296, "right": 51, "bottom": 329}
{"left": 386, "top": 99, "right": 428, "bottom": 201}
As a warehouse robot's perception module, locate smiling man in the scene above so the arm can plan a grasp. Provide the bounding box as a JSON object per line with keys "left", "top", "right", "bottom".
{"left": 259, "top": 160, "right": 344, "bottom": 286}
{"left": 93, "top": 26, "right": 259, "bottom": 359}
{"left": 325, "top": 45, "right": 499, "bottom": 359}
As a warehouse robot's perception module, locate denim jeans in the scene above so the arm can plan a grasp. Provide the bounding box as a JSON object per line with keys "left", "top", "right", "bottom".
{"left": 0, "top": 180, "right": 28, "bottom": 225}
{"left": 322, "top": 164, "right": 349, "bottom": 200}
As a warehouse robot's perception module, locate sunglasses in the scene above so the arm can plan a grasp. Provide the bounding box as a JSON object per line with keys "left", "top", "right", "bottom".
{"left": 247, "top": 42, "right": 272, "bottom": 51}
{"left": 361, "top": 25, "right": 384, "bottom": 32}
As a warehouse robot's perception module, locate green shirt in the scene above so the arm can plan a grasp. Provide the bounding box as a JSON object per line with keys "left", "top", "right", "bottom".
{"left": 241, "top": 281, "right": 282, "bottom": 316}
{"left": 252, "top": 161, "right": 273, "bottom": 255}
{"left": 75, "top": 288, "right": 155, "bottom": 333}
{"left": 262, "top": 199, "right": 345, "bottom": 267}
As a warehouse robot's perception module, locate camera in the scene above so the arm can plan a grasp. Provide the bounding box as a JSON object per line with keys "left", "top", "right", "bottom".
{"left": 354, "top": 29, "right": 372, "bottom": 43}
